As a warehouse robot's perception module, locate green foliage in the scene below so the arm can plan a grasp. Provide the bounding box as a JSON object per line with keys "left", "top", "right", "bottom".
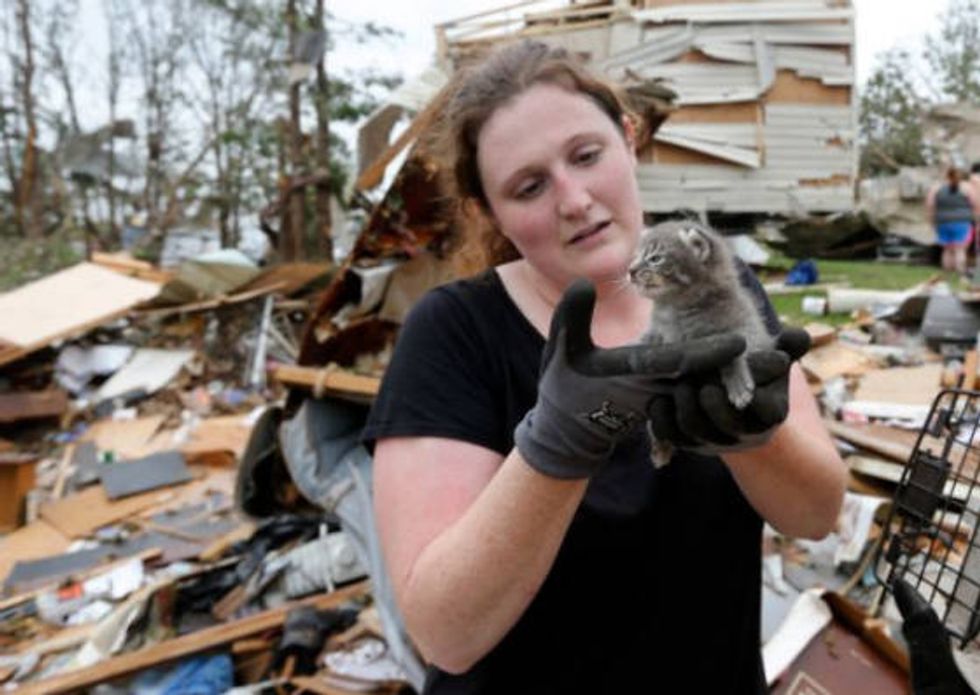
{"left": 858, "top": 49, "right": 929, "bottom": 176}
{"left": 925, "top": 0, "right": 980, "bottom": 102}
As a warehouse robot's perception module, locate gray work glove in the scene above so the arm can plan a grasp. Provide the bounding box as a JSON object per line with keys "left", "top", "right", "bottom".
{"left": 647, "top": 328, "right": 811, "bottom": 454}
{"left": 514, "top": 279, "right": 746, "bottom": 479}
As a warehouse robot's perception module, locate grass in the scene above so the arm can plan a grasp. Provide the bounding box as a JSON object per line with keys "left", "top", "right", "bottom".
{"left": 760, "top": 257, "right": 953, "bottom": 328}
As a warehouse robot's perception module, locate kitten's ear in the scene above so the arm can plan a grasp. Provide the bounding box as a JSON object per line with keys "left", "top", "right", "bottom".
{"left": 678, "top": 226, "right": 712, "bottom": 262}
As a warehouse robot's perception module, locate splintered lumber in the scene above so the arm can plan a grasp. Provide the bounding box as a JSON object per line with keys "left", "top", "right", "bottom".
{"left": 16, "top": 580, "right": 369, "bottom": 695}
{"left": 0, "top": 389, "right": 68, "bottom": 423}
{"left": 270, "top": 364, "right": 380, "bottom": 398}
{"left": 825, "top": 420, "right": 914, "bottom": 463}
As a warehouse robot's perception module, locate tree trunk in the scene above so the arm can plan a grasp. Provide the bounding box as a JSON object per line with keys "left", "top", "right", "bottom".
{"left": 312, "top": 0, "right": 332, "bottom": 261}
{"left": 16, "top": 0, "right": 42, "bottom": 239}
{"left": 281, "top": 0, "right": 304, "bottom": 262}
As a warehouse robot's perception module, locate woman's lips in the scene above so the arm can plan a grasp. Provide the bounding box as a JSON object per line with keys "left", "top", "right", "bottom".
{"left": 569, "top": 220, "right": 610, "bottom": 245}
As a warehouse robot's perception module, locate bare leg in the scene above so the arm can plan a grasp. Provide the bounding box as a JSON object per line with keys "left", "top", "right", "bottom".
{"left": 955, "top": 246, "right": 968, "bottom": 274}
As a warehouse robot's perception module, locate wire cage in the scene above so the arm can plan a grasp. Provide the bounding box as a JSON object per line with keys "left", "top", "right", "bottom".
{"left": 875, "top": 388, "right": 980, "bottom": 647}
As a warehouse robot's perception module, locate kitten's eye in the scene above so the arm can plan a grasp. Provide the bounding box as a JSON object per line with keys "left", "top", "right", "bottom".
{"left": 647, "top": 253, "right": 662, "bottom": 265}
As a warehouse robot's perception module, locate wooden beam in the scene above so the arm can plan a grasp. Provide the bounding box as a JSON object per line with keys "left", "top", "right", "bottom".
{"left": 0, "top": 389, "right": 68, "bottom": 423}
{"left": 17, "top": 581, "right": 369, "bottom": 694}
{"left": 354, "top": 93, "right": 446, "bottom": 193}
{"left": 270, "top": 364, "right": 380, "bottom": 398}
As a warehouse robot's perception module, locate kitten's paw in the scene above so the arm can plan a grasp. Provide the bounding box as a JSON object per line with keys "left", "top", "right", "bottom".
{"left": 722, "top": 359, "right": 755, "bottom": 410}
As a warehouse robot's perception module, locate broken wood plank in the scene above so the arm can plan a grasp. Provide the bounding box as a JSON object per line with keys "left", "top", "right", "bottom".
{"left": 800, "top": 341, "right": 877, "bottom": 383}
{"left": 0, "top": 454, "right": 40, "bottom": 531}
{"left": 132, "top": 282, "right": 286, "bottom": 320}
{"left": 270, "top": 364, "right": 380, "bottom": 398}
{"left": 825, "top": 420, "right": 914, "bottom": 463}
{"left": 0, "top": 263, "right": 161, "bottom": 369}
{"left": 853, "top": 363, "right": 944, "bottom": 407}
{"left": 90, "top": 252, "right": 173, "bottom": 284}
{"left": 80, "top": 416, "right": 166, "bottom": 460}
{"left": 16, "top": 580, "right": 370, "bottom": 695}
{"left": 803, "top": 322, "right": 836, "bottom": 348}
{"left": 0, "top": 389, "right": 68, "bottom": 424}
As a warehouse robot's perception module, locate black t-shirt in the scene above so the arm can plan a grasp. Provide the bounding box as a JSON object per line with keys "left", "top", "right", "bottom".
{"left": 363, "top": 266, "right": 780, "bottom": 695}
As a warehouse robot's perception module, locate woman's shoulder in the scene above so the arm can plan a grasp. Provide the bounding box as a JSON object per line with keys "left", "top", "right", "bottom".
{"left": 409, "top": 269, "right": 504, "bottom": 321}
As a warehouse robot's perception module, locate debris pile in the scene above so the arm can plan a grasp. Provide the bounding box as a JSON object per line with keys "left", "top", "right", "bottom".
{"left": 0, "top": 252, "right": 417, "bottom": 693}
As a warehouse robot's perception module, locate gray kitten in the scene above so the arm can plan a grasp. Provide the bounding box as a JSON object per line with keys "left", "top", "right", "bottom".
{"left": 628, "top": 220, "right": 772, "bottom": 467}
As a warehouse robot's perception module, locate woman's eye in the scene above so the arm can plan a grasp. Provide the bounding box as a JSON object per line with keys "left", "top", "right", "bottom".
{"left": 515, "top": 179, "right": 544, "bottom": 199}
{"left": 574, "top": 146, "right": 601, "bottom": 165}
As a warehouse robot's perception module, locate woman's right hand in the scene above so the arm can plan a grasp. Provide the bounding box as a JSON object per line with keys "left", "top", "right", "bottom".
{"left": 514, "top": 279, "right": 746, "bottom": 479}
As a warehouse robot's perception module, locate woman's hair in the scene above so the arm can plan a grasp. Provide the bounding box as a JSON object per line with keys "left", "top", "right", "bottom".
{"left": 947, "top": 166, "right": 962, "bottom": 193}
{"left": 438, "top": 39, "right": 636, "bottom": 269}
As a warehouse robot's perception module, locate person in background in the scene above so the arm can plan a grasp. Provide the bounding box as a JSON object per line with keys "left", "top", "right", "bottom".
{"left": 365, "top": 40, "right": 845, "bottom": 694}
{"left": 926, "top": 165, "right": 980, "bottom": 275}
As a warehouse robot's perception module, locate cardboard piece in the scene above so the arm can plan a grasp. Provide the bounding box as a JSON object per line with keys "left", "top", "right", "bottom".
{"left": 0, "top": 263, "right": 161, "bottom": 368}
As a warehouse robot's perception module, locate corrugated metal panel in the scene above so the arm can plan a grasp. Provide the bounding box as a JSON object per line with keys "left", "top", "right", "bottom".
{"left": 694, "top": 22, "right": 852, "bottom": 45}
{"left": 657, "top": 123, "right": 760, "bottom": 149}
{"left": 598, "top": 24, "right": 693, "bottom": 70}
{"left": 654, "top": 132, "right": 761, "bottom": 167}
{"left": 631, "top": 62, "right": 764, "bottom": 103}
{"left": 696, "top": 41, "right": 851, "bottom": 84}
{"left": 633, "top": 1, "right": 853, "bottom": 24}
{"left": 637, "top": 104, "right": 856, "bottom": 213}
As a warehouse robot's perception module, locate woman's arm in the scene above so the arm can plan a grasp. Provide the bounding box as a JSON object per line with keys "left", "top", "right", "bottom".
{"left": 374, "top": 436, "right": 587, "bottom": 674}
{"left": 721, "top": 364, "right": 846, "bottom": 539}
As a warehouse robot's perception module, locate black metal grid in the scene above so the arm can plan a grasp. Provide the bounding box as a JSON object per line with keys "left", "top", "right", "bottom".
{"left": 875, "top": 388, "right": 980, "bottom": 647}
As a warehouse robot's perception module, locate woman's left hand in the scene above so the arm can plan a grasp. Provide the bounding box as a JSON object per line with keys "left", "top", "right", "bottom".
{"left": 646, "top": 328, "right": 811, "bottom": 453}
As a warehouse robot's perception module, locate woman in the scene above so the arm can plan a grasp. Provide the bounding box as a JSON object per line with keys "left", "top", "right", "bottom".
{"left": 364, "top": 40, "right": 845, "bottom": 693}
{"left": 926, "top": 166, "right": 979, "bottom": 274}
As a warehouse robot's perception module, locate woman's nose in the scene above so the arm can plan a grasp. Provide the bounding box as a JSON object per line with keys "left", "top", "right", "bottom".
{"left": 555, "top": 171, "right": 592, "bottom": 218}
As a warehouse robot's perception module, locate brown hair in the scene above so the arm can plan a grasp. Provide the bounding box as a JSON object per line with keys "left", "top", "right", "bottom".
{"left": 947, "top": 166, "right": 963, "bottom": 193}
{"left": 438, "top": 39, "right": 636, "bottom": 269}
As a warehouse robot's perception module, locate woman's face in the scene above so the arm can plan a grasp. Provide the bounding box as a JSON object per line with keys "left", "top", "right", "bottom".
{"left": 476, "top": 82, "right": 643, "bottom": 291}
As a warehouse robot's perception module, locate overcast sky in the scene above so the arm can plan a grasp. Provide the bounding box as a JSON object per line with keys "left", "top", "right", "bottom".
{"left": 67, "top": 0, "right": 950, "bottom": 141}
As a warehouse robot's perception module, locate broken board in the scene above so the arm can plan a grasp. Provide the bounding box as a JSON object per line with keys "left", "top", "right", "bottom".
{"left": 0, "top": 263, "right": 161, "bottom": 368}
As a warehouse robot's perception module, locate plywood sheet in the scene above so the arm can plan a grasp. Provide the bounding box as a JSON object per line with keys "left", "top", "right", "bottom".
{"left": 80, "top": 416, "right": 166, "bottom": 459}
{"left": 0, "top": 263, "right": 161, "bottom": 365}
{"left": 800, "top": 342, "right": 876, "bottom": 383}
{"left": 765, "top": 68, "right": 850, "bottom": 105}
{"left": 853, "top": 363, "right": 944, "bottom": 407}
{"left": 39, "top": 485, "right": 170, "bottom": 538}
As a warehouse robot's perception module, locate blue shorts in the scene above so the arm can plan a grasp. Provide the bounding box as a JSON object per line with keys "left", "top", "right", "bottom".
{"left": 937, "top": 221, "right": 972, "bottom": 246}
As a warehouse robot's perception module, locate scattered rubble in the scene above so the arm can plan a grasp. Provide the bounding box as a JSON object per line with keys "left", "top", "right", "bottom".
{"left": 0, "top": 252, "right": 414, "bottom": 693}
